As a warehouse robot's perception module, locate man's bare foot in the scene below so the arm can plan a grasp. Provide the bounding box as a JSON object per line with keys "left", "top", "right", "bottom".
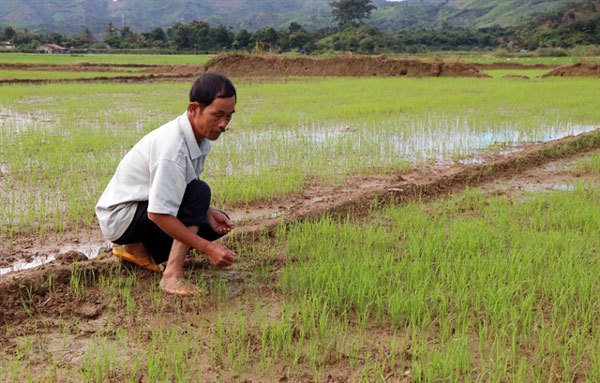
{"left": 159, "top": 275, "right": 200, "bottom": 296}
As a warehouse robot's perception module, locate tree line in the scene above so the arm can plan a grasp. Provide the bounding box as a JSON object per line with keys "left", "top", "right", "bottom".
{"left": 0, "top": 0, "right": 598, "bottom": 54}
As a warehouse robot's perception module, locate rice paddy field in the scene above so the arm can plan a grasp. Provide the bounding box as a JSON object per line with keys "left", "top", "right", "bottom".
{"left": 1, "top": 53, "right": 600, "bottom": 382}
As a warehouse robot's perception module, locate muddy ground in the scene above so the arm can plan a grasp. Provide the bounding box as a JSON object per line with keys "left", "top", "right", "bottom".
{"left": 542, "top": 62, "right": 600, "bottom": 77}
{"left": 1, "top": 132, "right": 599, "bottom": 382}
{"left": 2, "top": 129, "right": 600, "bottom": 284}
{"left": 204, "top": 53, "right": 489, "bottom": 78}
{"left": 2, "top": 54, "right": 590, "bottom": 85}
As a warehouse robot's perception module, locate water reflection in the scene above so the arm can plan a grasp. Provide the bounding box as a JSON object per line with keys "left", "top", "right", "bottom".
{"left": 0, "top": 241, "right": 111, "bottom": 276}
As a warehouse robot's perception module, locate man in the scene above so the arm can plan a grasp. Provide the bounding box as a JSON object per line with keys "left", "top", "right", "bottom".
{"left": 95, "top": 72, "right": 237, "bottom": 296}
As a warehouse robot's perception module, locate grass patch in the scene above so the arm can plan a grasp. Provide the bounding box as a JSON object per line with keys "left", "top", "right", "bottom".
{"left": 0, "top": 75, "right": 599, "bottom": 236}
{"left": 3, "top": 184, "right": 600, "bottom": 381}
{"left": 0, "top": 53, "right": 214, "bottom": 65}
{"left": 0, "top": 70, "right": 146, "bottom": 80}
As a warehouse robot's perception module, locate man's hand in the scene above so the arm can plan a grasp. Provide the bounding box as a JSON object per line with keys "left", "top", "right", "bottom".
{"left": 203, "top": 242, "right": 236, "bottom": 267}
{"left": 207, "top": 208, "right": 233, "bottom": 235}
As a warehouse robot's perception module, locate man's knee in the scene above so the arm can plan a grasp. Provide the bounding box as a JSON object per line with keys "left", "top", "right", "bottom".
{"left": 183, "top": 179, "right": 211, "bottom": 203}
{"left": 178, "top": 179, "right": 211, "bottom": 226}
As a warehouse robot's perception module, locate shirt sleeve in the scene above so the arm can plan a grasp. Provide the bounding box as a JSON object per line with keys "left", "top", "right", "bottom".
{"left": 147, "top": 159, "right": 187, "bottom": 216}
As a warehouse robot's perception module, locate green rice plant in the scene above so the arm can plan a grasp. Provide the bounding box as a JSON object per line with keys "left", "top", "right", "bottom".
{"left": 482, "top": 69, "right": 549, "bottom": 78}
{"left": 575, "top": 151, "right": 600, "bottom": 174}
{"left": 79, "top": 338, "right": 120, "bottom": 383}
{"left": 68, "top": 260, "right": 85, "bottom": 300}
{"left": 0, "top": 70, "right": 147, "bottom": 80}
{"left": 0, "top": 53, "right": 214, "bottom": 65}
{"left": 275, "top": 184, "right": 600, "bottom": 380}
{"left": 1, "top": 75, "right": 599, "bottom": 238}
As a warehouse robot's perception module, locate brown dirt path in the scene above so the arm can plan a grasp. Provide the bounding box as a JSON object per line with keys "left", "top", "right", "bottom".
{"left": 542, "top": 62, "right": 600, "bottom": 77}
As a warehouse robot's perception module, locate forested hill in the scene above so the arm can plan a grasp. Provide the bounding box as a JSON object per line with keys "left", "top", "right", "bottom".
{"left": 371, "top": 0, "right": 571, "bottom": 31}
{"left": 0, "top": 0, "right": 571, "bottom": 35}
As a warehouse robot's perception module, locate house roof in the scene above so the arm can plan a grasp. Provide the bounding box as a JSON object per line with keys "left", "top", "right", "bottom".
{"left": 40, "top": 43, "right": 68, "bottom": 50}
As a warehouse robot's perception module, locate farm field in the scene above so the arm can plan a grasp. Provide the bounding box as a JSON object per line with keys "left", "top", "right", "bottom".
{"left": 1, "top": 53, "right": 599, "bottom": 381}
{"left": 2, "top": 149, "right": 600, "bottom": 382}
{"left": 0, "top": 70, "right": 147, "bottom": 80}
{"left": 0, "top": 53, "right": 214, "bottom": 65}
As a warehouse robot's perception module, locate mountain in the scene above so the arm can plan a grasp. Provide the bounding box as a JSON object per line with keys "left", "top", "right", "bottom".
{"left": 0, "top": 0, "right": 571, "bottom": 35}
{"left": 518, "top": 0, "right": 600, "bottom": 47}
{"left": 371, "top": 0, "right": 571, "bottom": 30}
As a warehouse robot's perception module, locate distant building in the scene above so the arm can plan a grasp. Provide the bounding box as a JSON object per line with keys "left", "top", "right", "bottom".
{"left": 1, "top": 41, "right": 15, "bottom": 50}
{"left": 37, "top": 44, "right": 70, "bottom": 54}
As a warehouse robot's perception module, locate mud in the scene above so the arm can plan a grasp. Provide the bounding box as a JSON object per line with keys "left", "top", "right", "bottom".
{"left": 2, "top": 57, "right": 579, "bottom": 84}
{"left": 204, "top": 53, "right": 490, "bottom": 78}
{"left": 141, "top": 64, "right": 206, "bottom": 76}
{"left": 503, "top": 74, "right": 530, "bottom": 80}
{"left": 484, "top": 149, "right": 600, "bottom": 195}
{"left": 1, "top": 128, "right": 599, "bottom": 302}
{"left": 542, "top": 62, "right": 600, "bottom": 77}
{"left": 0, "top": 62, "right": 158, "bottom": 70}
{"left": 1, "top": 133, "right": 600, "bottom": 383}
{"left": 0, "top": 74, "right": 189, "bottom": 85}
{"left": 474, "top": 62, "right": 553, "bottom": 70}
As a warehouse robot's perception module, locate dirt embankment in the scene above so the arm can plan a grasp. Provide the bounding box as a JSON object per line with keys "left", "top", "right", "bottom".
{"left": 474, "top": 62, "right": 553, "bottom": 70}
{"left": 0, "top": 62, "right": 157, "bottom": 70}
{"left": 542, "top": 62, "right": 600, "bottom": 77}
{"left": 140, "top": 64, "right": 206, "bottom": 76}
{"left": 2, "top": 128, "right": 600, "bottom": 304}
{"left": 204, "top": 53, "right": 490, "bottom": 78}
{"left": 0, "top": 74, "right": 188, "bottom": 85}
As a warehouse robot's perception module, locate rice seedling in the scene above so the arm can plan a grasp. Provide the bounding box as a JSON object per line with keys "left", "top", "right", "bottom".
{"left": 275, "top": 184, "right": 600, "bottom": 380}
{"left": 0, "top": 70, "right": 147, "bottom": 80}
{"left": 0, "top": 53, "right": 214, "bottom": 65}
{"left": 0, "top": 75, "right": 598, "bottom": 237}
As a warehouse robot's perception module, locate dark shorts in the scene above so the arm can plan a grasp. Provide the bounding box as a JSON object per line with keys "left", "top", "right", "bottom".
{"left": 113, "top": 179, "right": 227, "bottom": 264}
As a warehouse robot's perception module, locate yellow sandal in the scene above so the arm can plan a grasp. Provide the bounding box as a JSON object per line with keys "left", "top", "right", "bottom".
{"left": 113, "top": 246, "right": 164, "bottom": 272}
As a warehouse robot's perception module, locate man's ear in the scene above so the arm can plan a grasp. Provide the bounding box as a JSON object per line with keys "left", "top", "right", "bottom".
{"left": 188, "top": 101, "right": 204, "bottom": 114}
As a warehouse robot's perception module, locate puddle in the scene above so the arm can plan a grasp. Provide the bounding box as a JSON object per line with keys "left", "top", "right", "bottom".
{"left": 517, "top": 183, "right": 575, "bottom": 192}
{"left": 0, "top": 241, "right": 111, "bottom": 276}
{"left": 229, "top": 208, "right": 283, "bottom": 222}
{"left": 0, "top": 254, "right": 57, "bottom": 275}
{"left": 0, "top": 110, "right": 58, "bottom": 134}
{"left": 493, "top": 182, "right": 576, "bottom": 194}
{"left": 59, "top": 242, "right": 110, "bottom": 259}
{"left": 216, "top": 120, "right": 598, "bottom": 175}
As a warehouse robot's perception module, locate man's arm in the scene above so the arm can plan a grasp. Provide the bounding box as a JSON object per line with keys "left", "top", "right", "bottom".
{"left": 148, "top": 212, "right": 236, "bottom": 267}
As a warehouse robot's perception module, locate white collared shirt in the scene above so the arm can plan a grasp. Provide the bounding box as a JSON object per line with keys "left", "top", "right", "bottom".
{"left": 95, "top": 112, "right": 212, "bottom": 241}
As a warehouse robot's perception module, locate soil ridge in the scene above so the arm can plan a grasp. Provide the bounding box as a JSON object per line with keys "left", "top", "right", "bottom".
{"left": 2, "top": 128, "right": 599, "bottom": 304}
{"left": 542, "top": 62, "right": 600, "bottom": 77}
{"left": 204, "top": 53, "right": 490, "bottom": 78}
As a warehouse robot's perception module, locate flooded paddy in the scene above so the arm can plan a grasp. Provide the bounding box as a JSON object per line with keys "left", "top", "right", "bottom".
{"left": 1, "top": 55, "right": 600, "bottom": 381}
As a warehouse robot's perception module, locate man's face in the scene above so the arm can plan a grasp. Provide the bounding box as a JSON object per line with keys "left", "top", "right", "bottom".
{"left": 189, "top": 96, "right": 236, "bottom": 141}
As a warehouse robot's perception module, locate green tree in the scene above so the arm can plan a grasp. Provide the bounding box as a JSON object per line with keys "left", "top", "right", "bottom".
{"left": 105, "top": 22, "right": 117, "bottom": 36}
{"left": 233, "top": 29, "right": 253, "bottom": 50}
{"left": 330, "top": 0, "right": 376, "bottom": 26}
{"left": 288, "top": 22, "right": 304, "bottom": 34}
{"left": 3, "top": 26, "right": 16, "bottom": 40}
{"left": 167, "top": 23, "right": 191, "bottom": 50}
{"left": 148, "top": 27, "right": 166, "bottom": 42}
{"left": 211, "top": 25, "right": 234, "bottom": 50}
{"left": 262, "top": 26, "right": 279, "bottom": 45}
{"left": 80, "top": 28, "right": 94, "bottom": 45}
{"left": 187, "top": 21, "right": 211, "bottom": 51}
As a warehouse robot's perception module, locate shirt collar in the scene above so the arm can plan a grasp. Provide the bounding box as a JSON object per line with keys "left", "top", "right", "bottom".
{"left": 178, "top": 112, "right": 212, "bottom": 159}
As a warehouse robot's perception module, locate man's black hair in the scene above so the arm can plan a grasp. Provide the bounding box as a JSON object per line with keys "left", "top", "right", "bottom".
{"left": 189, "top": 72, "right": 236, "bottom": 107}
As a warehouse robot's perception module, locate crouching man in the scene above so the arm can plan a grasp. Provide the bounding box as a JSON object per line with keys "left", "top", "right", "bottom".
{"left": 95, "top": 72, "right": 237, "bottom": 296}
